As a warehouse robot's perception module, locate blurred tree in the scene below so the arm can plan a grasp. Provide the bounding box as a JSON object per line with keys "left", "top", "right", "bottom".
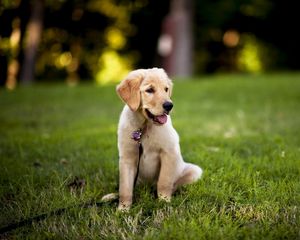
{"left": 88, "top": 0, "right": 146, "bottom": 84}
{"left": 128, "top": 1, "right": 169, "bottom": 71}
{"left": 20, "top": 0, "right": 44, "bottom": 84}
{"left": 1, "top": 0, "right": 300, "bottom": 87}
{"left": 158, "top": 0, "right": 193, "bottom": 77}
{"left": 193, "top": 0, "right": 300, "bottom": 73}
{"left": 1, "top": 0, "right": 149, "bottom": 86}
{"left": 0, "top": 0, "right": 28, "bottom": 88}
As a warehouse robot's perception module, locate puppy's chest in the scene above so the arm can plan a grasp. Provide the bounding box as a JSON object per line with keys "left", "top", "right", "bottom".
{"left": 141, "top": 133, "right": 160, "bottom": 151}
{"left": 140, "top": 124, "right": 178, "bottom": 151}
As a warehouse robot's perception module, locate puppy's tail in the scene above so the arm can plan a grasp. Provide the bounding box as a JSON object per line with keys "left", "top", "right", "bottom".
{"left": 100, "top": 193, "right": 119, "bottom": 202}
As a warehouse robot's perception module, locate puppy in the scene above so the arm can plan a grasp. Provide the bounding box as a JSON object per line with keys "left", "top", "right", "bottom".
{"left": 104, "top": 68, "right": 202, "bottom": 210}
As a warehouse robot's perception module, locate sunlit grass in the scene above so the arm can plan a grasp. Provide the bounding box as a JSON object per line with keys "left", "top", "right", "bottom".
{"left": 0, "top": 73, "right": 299, "bottom": 239}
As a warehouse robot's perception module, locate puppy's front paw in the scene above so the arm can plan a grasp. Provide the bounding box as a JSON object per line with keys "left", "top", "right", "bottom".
{"left": 118, "top": 202, "right": 131, "bottom": 212}
{"left": 118, "top": 195, "right": 132, "bottom": 211}
{"left": 158, "top": 194, "right": 171, "bottom": 202}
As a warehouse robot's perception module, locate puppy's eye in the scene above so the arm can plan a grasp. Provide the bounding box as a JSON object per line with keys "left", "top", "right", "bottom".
{"left": 146, "top": 88, "right": 155, "bottom": 93}
{"left": 165, "top": 87, "right": 169, "bottom": 92}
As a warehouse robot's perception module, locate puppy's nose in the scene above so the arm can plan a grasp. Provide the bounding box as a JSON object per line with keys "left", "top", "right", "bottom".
{"left": 163, "top": 101, "right": 173, "bottom": 112}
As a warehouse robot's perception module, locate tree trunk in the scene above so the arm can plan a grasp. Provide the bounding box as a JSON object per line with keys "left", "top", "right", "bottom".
{"left": 20, "top": 0, "right": 44, "bottom": 84}
{"left": 17, "top": 0, "right": 30, "bottom": 81}
{"left": 159, "top": 0, "right": 194, "bottom": 78}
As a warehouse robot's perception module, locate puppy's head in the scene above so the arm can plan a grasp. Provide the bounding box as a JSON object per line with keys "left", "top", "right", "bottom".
{"left": 116, "top": 68, "right": 173, "bottom": 125}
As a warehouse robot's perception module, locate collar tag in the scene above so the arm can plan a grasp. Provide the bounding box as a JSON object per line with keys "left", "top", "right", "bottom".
{"left": 132, "top": 129, "right": 142, "bottom": 142}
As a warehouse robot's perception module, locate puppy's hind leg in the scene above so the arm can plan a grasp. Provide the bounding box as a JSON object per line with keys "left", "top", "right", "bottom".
{"left": 174, "top": 163, "right": 202, "bottom": 190}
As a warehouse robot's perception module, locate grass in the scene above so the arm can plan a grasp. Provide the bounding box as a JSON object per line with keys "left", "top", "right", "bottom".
{"left": 0, "top": 73, "right": 299, "bottom": 239}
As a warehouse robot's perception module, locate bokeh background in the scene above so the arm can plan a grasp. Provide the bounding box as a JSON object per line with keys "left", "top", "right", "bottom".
{"left": 1, "top": 0, "right": 299, "bottom": 88}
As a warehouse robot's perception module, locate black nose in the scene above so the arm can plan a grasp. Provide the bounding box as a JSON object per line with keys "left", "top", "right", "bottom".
{"left": 163, "top": 101, "right": 173, "bottom": 112}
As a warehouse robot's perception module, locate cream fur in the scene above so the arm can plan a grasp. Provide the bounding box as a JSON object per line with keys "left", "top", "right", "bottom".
{"left": 108, "top": 68, "right": 202, "bottom": 210}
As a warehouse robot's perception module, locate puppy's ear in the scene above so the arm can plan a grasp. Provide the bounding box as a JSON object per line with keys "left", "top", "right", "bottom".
{"left": 158, "top": 68, "right": 173, "bottom": 97}
{"left": 116, "top": 69, "right": 146, "bottom": 111}
{"left": 168, "top": 79, "right": 173, "bottom": 97}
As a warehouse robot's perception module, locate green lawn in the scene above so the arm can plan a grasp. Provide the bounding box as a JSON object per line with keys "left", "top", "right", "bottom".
{"left": 0, "top": 73, "right": 299, "bottom": 239}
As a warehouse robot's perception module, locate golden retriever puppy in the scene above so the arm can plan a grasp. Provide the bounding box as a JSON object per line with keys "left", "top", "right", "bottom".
{"left": 106, "top": 68, "right": 202, "bottom": 210}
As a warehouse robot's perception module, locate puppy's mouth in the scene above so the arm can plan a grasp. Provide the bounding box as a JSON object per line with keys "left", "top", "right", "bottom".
{"left": 145, "top": 109, "right": 168, "bottom": 125}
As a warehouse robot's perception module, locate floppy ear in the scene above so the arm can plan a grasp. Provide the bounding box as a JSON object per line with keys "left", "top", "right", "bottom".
{"left": 116, "top": 69, "right": 146, "bottom": 111}
{"left": 168, "top": 79, "right": 173, "bottom": 97}
{"left": 157, "top": 68, "right": 173, "bottom": 97}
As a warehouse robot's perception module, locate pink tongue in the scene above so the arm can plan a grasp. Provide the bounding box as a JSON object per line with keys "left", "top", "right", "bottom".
{"left": 155, "top": 114, "right": 168, "bottom": 124}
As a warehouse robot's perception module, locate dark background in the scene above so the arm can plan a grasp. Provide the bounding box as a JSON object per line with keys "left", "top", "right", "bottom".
{"left": 0, "top": 0, "right": 299, "bottom": 87}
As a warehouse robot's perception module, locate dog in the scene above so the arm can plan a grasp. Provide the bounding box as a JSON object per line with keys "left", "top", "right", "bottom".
{"left": 102, "top": 68, "right": 202, "bottom": 210}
